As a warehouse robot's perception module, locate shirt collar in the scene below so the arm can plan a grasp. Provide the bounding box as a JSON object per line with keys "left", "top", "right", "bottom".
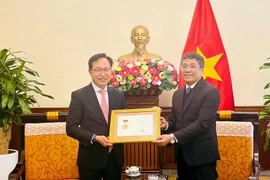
{"left": 92, "top": 82, "right": 108, "bottom": 93}
{"left": 186, "top": 82, "right": 197, "bottom": 90}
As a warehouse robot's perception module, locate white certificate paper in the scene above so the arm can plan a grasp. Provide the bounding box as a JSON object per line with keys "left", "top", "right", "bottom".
{"left": 117, "top": 114, "right": 154, "bottom": 136}
{"left": 109, "top": 108, "right": 160, "bottom": 143}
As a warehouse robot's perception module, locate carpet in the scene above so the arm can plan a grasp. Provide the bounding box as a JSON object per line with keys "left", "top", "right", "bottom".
{"left": 168, "top": 175, "right": 270, "bottom": 180}
{"left": 260, "top": 176, "right": 270, "bottom": 180}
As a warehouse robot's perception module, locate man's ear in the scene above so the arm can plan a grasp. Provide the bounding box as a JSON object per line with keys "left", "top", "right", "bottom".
{"left": 201, "top": 68, "right": 204, "bottom": 74}
{"left": 130, "top": 36, "right": 134, "bottom": 44}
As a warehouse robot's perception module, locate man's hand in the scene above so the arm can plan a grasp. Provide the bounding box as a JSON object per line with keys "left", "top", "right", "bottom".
{"left": 96, "top": 135, "right": 113, "bottom": 147}
{"left": 160, "top": 116, "right": 168, "bottom": 129}
{"left": 154, "top": 134, "right": 171, "bottom": 147}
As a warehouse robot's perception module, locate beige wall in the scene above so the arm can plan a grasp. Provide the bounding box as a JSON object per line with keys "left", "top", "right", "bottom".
{"left": 0, "top": 0, "right": 269, "bottom": 107}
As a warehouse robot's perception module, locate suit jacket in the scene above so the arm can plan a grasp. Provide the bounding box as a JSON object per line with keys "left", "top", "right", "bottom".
{"left": 166, "top": 78, "right": 220, "bottom": 166}
{"left": 66, "top": 83, "right": 126, "bottom": 170}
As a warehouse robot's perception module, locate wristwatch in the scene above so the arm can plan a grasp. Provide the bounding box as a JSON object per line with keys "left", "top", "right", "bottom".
{"left": 170, "top": 133, "right": 175, "bottom": 144}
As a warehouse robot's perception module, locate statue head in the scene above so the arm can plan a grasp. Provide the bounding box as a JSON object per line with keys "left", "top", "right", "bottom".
{"left": 130, "top": 25, "right": 150, "bottom": 51}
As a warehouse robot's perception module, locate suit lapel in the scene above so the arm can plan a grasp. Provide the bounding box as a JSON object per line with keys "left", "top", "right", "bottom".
{"left": 85, "top": 83, "right": 108, "bottom": 125}
{"left": 181, "top": 78, "right": 205, "bottom": 115}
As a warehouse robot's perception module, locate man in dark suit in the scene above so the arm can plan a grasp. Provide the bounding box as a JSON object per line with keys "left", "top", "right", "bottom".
{"left": 66, "top": 53, "right": 126, "bottom": 180}
{"left": 154, "top": 52, "right": 220, "bottom": 180}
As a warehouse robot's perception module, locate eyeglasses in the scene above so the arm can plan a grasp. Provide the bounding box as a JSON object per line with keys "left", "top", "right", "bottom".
{"left": 180, "top": 64, "right": 200, "bottom": 70}
{"left": 92, "top": 67, "right": 111, "bottom": 74}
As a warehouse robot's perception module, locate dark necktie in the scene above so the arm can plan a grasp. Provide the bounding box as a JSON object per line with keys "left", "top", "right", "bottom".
{"left": 186, "top": 87, "right": 191, "bottom": 94}
{"left": 183, "top": 87, "right": 192, "bottom": 105}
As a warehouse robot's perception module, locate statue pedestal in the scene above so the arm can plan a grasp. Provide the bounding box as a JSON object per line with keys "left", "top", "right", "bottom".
{"left": 125, "top": 96, "right": 159, "bottom": 109}
{"left": 123, "top": 87, "right": 162, "bottom": 172}
{"left": 124, "top": 87, "right": 162, "bottom": 109}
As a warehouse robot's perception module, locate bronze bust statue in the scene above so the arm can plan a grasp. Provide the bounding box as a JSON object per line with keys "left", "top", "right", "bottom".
{"left": 118, "top": 25, "right": 162, "bottom": 62}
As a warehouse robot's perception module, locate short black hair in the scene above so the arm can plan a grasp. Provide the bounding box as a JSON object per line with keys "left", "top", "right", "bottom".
{"left": 181, "top": 52, "right": 204, "bottom": 68}
{"left": 88, "top": 53, "right": 113, "bottom": 69}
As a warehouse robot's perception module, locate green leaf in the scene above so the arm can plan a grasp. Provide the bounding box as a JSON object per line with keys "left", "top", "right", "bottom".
{"left": 1, "top": 94, "right": 8, "bottom": 108}
{"left": 264, "top": 100, "right": 270, "bottom": 106}
{"left": 0, "top": 48, "right": 54, "bottom": 131}
{"left": 261, "top": 127, "right": 266, "bottom": 136}
{"left": 263, "top": 95, "right": 270, "bottom": 99}
{"left": 28, "top": 80, "right": 45, "bottom": 86}
{"left": 13, "top": 113, "right": 22, "bottom": 126}
{"left": 264, "top": 139, "right": 270, "bottom": 152}
{"left": 259, "top": 63, "right": 270, "bottom": 70}
{"left": 7, "top": 95, "right": 15, "bottom": 109}
{"left": 2, "top": 116, "right": 9, "bottom": 132}
{"left": 0, "top": 49, "right": 8, "bottom": 60}
{"left": 18, "top": 97, "right": 31, "bottom": 114}
{"left": 264, "top": 83, "right": 270, "bottom": 89}
{"left": 6, "top": 80, "right": 15, "bottom": 94}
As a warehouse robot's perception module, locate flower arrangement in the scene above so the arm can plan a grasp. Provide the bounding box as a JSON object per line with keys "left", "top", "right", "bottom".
{"left": 109, "top": 59, "right": 178, "bottom": 92}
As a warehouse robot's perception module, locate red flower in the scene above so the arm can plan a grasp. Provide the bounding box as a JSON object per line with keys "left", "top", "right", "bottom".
{"left": 143, "top": 59, "right": 151, "bottom": 64}
{"left": 110, "top": 71, "right": 116, "bottom": 81}
{"left": 157, "top": 64, "right": 166, "bottom": 71}
{"left": 172, "top": 74, "right": 177, "bottom": 81}
{"left": 119, "top": 68, "right": 130, "bottom": 78}
{"left": 152, "top": 74, "right": 161, "bottom": 81}
{"left": 119, "top": 59, "right": 126, "bottom": 67}
{"left": 140, "top": 79, "right": 147, "bottom": 87}
{"left": 131, "top": 67, "right": 140, "bottom": 76}
{"left": 148, "top": 66, "right": 157, "bottom": 74}
{"left": 111, "top": 81, "right": 119, "bottom": 88}
{"left": 131, "top": 79, "right": 137, "bottom": 86}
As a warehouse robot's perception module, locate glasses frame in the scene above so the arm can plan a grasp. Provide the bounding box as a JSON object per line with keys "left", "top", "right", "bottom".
{"left": 91, "top": 67, "right": 112, "bottom": 74}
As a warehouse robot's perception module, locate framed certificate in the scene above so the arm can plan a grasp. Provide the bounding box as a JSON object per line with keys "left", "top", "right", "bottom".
{"left": 109, "top": 107, "right": 161, "bottom": 143}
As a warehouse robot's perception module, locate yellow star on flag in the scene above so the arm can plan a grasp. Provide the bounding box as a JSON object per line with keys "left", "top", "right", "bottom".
{"left": 196, "top": 47, "right": 223, "bottom": 81}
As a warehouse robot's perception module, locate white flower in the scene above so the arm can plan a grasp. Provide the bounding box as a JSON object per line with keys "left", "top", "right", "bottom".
{"left": 157, "top": 60, "right": 164, "bottom": 65}
{"left": 136, "top": 77, "right": 141, "bottom": 82}
{"left": 127, "top": 63, "right": 133, "bottom": 68}
{"left": 116, "top": 75, "right": 122, "bottom": 82}
{"left": 159, "top": 72, "right": 165, "bottom": 79}
{"left": 141, "top": 64, "right": 148, "bottom": 71}
{"left": 120, "top": 79, "right": 126, "bottom": 85}
{"left": 112, "top": 61, "right": 119, "bottom": 71}
{"left": 167, "top": 65, "right": 174, "bottom": 71}
{"left": 145, "top": 72, "right": 152, "bottom": 79}
{"left": 135, "top": 61, "right": 141, "bottom": 66}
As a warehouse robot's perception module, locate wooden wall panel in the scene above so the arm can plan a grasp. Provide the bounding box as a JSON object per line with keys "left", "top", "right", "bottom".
{"left": 124, "top": 142, "right": 159, "bottom": 171}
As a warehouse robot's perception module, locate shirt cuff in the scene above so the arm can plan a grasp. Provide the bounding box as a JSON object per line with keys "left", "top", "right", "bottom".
{"left": 162, "top": 121, "right": 169, "bottom": 131}
{"left": 90, "top": 134, "right": 96, "bottom": 144}
{"left": 171, "top": 133, "right": 178, "bottom": 143}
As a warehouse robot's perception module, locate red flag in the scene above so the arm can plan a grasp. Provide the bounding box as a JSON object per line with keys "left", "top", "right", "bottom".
{"left": 179, "top": 0, "right": 235, "bottom": 111}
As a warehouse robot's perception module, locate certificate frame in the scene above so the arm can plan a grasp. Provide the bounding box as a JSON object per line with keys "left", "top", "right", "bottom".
{"left": 109, "top": 107, "right": 160, "bottom": 143}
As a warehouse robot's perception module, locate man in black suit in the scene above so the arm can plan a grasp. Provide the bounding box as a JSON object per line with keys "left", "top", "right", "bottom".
{"left": 154, "top": 52, "right": 220, "bottom": 180}
{"left": 66, "top": 53, "right": 126, "bottom": 180}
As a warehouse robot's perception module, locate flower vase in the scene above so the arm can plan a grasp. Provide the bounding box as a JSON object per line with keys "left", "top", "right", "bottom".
{"left": 124, "top": 86, "right": 163, "bottom": 96}
{"left": 0, "top": 149, "right": 18, "bottom": 180}
{"left": 124, "top": 86, "right": 163, "bottom": 108}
